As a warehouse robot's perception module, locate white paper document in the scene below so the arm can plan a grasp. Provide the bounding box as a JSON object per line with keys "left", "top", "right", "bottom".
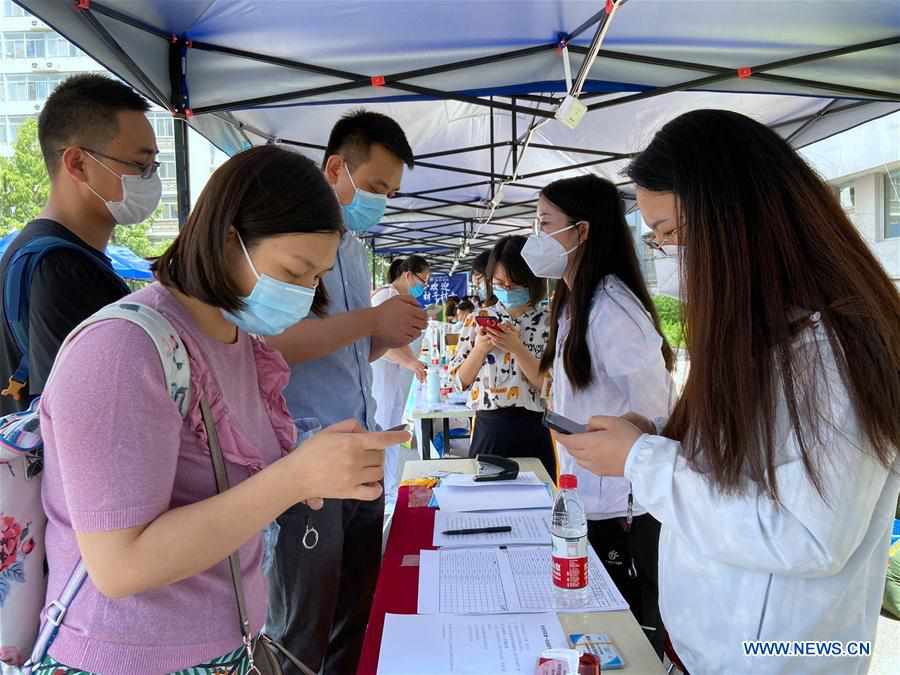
{"left": 433, "top": 510, "right": 552, "bottom": 548}
{"left": 440, "top": 471, "right": 546, "bottom": 488}
{"left": 376, "top": 612, "right": 566, "bottom": 675}
{"left": 418, "top": 546, "right": 628, "bottom": 615}
{"left": 432, "top": 484, "right": 553, "bottom": 512}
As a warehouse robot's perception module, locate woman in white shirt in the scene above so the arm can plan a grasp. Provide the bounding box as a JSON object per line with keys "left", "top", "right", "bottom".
{"left": 450, "top": 236, "right": 555, "bottom": 477}
{"left": 563, "top": 109, "right": 900, "bottom": 675}
{"left": 371, "top": 255, "right": 430, "bottom": 502}
{"left": 522, "top": 173, "right": 674, "bottom": 655}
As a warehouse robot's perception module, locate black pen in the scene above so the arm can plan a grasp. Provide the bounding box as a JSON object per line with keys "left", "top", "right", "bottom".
{"left": 442, "top": 526, "right": 513, "bottom": 536}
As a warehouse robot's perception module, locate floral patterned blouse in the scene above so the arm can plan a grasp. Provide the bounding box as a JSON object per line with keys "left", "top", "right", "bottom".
{"left": 449, "top": 302, "right": 551, "bottom": 413}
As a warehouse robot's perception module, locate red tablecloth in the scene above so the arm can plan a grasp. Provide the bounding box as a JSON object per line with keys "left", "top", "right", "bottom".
{"left": 357, "top": 486, "right": 437, "bottom": 675}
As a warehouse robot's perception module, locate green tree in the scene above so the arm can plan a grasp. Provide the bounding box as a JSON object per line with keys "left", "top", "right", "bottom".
{"left": 654, "top": 294, "right": 684, "bottom": 348}
{"left": 0, "top": 118, "right": 173, "bottom": 257}
{"left": 0, "top": 119, "right": 49, "bottom": 235}
{"left": 111, "top": 210, "right": 172, "bottom": 258}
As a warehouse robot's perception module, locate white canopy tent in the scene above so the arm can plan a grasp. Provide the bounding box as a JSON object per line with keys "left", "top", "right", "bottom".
{"left": 16, "top": 0, "right": 900, "bottom": 270}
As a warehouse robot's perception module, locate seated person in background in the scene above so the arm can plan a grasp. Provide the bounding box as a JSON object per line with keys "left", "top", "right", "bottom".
{"left": 469, "top": 250, "right": 494, "bottom": 307}
{"left": 449, "top": 235, "right": 556, "bottom": 478}
{"left": 453, "top": 299, "right": 475, "bottom": 332}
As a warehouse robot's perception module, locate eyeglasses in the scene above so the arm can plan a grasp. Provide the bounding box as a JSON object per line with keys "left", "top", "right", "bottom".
{"left": 62, "top": 147, "right": 160, "bottom": 179}
{"left": 533, "top": 216, "right": 575, "bottom": 235}
{"left": 641, "top": 225, "right": 683, "bottom": 255}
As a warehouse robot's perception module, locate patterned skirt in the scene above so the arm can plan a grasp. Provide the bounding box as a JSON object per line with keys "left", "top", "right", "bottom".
{"left": 31, "top": 645, "right": 252, "bottom": 675}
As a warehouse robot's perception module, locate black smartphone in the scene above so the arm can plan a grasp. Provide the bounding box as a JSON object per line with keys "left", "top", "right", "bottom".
{"left": 386, "top": 423, "right": 409, "bottom": 432}
{"left": 542, "top": 410, "right": 588, "bottom": 435}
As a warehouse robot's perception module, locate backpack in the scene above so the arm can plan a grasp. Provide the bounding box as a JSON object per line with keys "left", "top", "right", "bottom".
{"left": 0, "top": 302, "right": 191, "bottom": 669}
{"left": 1, "top": 235, "right": 128, "bottom": 403}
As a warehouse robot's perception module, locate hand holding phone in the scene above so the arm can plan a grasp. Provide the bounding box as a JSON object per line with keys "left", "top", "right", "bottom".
{"left": 475, "top": 316, "right": 501, "bottom": 329}
{"left": 542, "top": 410, "right": 588, "bottom": 435}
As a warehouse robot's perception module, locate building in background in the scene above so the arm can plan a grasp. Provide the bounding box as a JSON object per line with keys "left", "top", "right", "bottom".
{"left": 801, "top": 111, "right": 900, "bottom": 290}
{"left": 0, "top": 0, "right": 226, "bottom": 244}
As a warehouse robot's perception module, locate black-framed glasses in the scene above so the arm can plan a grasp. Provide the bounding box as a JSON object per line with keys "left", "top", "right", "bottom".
{"left": 67, "top": 147, "right": 160, "bottom": 179}
{"left": 641, "top": 226, "right": 683, "bottom": 255}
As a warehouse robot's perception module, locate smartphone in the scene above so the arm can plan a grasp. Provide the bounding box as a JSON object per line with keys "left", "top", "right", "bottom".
{"left": 386, "top": 423, "right": 409, "bottom": 432}
{"left": 542, "top": 410, "right": 588, "bottom": 435}
{"left": 475, "top": 316, "right": 501, "bottom": 329}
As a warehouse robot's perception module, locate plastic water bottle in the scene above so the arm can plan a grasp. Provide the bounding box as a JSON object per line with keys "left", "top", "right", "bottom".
{"left": 426, "top": 358, "right": 441, "bottom": 404}
{"left": 551, "top": 474, "right": 589, "bottom": 609}
{"left": 439, "top": 357, "right": 453, "bottom": 398}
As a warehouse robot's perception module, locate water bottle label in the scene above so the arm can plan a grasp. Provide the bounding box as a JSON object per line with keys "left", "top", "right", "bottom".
{"left": 551, "top": 534, "right": 588, "bottom": 589}
{"left": 552, "top": 554, "right": 588, "bottom": 589}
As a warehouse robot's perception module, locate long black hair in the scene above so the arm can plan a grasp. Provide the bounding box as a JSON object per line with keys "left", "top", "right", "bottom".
{"left": 626, "top": 109, "right": 900, "bottom": 499}
{"left": 538, "top": 175, "right": 674, "bottom": 389}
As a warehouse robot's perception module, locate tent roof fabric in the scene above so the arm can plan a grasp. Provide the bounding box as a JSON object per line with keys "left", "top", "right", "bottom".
{"left": 18, "top": 0, "right": 900, "bottom": 271}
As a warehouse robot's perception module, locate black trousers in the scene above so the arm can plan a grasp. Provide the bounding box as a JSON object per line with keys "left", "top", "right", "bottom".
{"left": 468, "top": 406, "right": 557, "bottom": 479}
{"left": 587, "top": 513, "right": 665, "bottom": 659}
{"left": 266, "top": 495, "right": 384, "bottom": 675}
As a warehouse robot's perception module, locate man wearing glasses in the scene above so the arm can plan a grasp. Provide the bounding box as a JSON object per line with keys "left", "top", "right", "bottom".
{"left": 0, "top": 74, "right": 160, "bottom": 415}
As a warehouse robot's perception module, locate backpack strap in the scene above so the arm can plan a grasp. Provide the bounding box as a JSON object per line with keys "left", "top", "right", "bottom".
{"left": 1, "top": 236, "right": 126, "bottom": 402}
{"left": 23, "top": 301, "right": 191, "bottom": 673}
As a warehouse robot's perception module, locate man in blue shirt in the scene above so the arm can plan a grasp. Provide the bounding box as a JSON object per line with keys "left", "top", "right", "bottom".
{"left": 266, "top": 111, "right": 424, "bottom": 675}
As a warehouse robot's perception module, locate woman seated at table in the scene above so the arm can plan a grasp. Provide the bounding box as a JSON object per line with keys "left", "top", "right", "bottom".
{"left": 449, "top": 235, "right": 555, "bottom": 478}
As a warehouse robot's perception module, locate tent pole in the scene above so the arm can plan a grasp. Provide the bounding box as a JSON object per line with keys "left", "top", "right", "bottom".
{"left": 174, "top": 119, "right": 191, "bottom": 228}
{"left": 511, "top": 98, "right": 518, "bottom": 174}
{"left": 416, "top": 142, "right": 510, "bottom": 161}
{"left": 74, "top": 5, "right": 168, "bottom": 106}
{"left": 490, "top": 98, "right": 496, "bottom": 202}
{"left": 168, "top": 35, "right": 192, "bottom": 228}
{"left": 785, "top": 99, "right": 841, "bottom": 144}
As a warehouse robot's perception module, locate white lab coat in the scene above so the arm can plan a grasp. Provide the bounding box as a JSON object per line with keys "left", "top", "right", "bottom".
{"left": 371, "top": 286, "right": 422, "bottom": 429}
{"left": 553, "top": 276, "right": 674, "bottom": 519}
{"left": 624, "top": 315, "right": 900, "bottom": 674}
{"left": 371, "top": 285, "right": 423, "bottom": 504}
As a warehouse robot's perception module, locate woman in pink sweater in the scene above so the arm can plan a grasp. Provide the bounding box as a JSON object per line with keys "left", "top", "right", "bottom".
{"left": 34, "top": 146, "right": 406, "bottom": 674}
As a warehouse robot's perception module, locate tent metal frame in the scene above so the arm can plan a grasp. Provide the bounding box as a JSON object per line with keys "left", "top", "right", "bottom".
{"left": 58, "top": 0, "right": 900, "bottom": 271}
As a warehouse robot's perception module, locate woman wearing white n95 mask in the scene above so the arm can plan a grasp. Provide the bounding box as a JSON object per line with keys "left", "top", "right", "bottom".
{"left": 524, "top": 174, "right": 675, "bottom": 657}
{"left": 562, "top": 110, "right": 900, "bottom": 675}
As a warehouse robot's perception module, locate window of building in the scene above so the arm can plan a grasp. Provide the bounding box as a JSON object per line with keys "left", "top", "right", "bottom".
{"left": 4, "top": 74, "right": 65, "bottom": 102}
{"left": 3, "top": 32, "right": 27, "bottom": 59}
{"left": 148, "top": 113, "right": 175, "bottom": 139}
{"left": 885, "top": 170, "right": 900, "bottom": 240}
{"left": 838, "top": 184, "right": 855, "bottom": 210}
{"left": 2, "top": 114, "right": 32, "bottom": 145}
{"left": 157, "top": 152, "right": 177, "bottom": 180}
{"left": 161, "top": 201, "right": 180, "bottom": 221}
{"left": 25, "top": 32, "right": 45, "bottom": 58}
{"left": 45, "top": 34, "right": 81, "bottom": 58}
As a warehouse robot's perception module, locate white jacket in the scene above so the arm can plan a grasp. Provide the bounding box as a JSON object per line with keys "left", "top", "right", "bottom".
{"left": 625, "top": 316, "right": 900, "bottom": 674}
{"left": 554, "top": 276, "right": 673, "bottom": 519}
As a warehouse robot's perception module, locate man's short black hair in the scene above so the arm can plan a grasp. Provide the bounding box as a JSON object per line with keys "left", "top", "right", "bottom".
{"left": 324, "top": 109, "right": 414, "bottom": 170}
{"left": 38, "top": 74, "right": 150, "bottom": 177}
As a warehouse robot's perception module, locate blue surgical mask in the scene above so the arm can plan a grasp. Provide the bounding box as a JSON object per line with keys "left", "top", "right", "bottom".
{"left": 474, "top": 281, "right": 488, "bottom": 301}
{"left": 222, "top": 234, "right": 316, "bottom": 336}
{"left": 410, "top": 283, "right": 426, "bottom": 299}
{"left": 341, "top": 164, "right": 387, "bottom": 233}
{"left": 494, "top": 286, "right": 530, "bottom": 309}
